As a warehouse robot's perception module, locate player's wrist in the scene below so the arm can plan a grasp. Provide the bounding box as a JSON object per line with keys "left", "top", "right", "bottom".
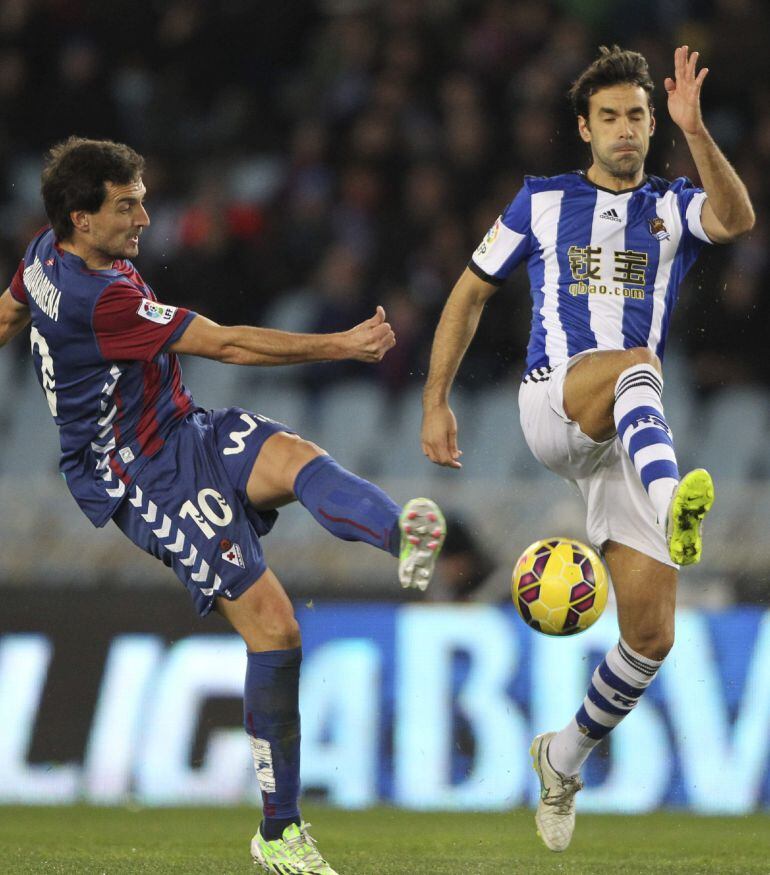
{"left": 328, "top": 330, "right": 354, "bottom": 361}
{"left": 681, "top": 120, "right": 709, "bottom": 140}
{"left": 422, "top": 392, "right": 450, "bottom": 411}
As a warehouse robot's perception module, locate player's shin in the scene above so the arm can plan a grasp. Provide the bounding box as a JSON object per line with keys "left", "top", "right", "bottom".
{"left": 613, "top": 364, "right": 679, "bottom": 525}
{"left": 547, "top": 638, "right": 663, "bottom": 776}
{"left": 244, "top": 647, "right": 303, "bottom": 839}
{"left": 294, "top": 455, "right": 402, "bottom": 555}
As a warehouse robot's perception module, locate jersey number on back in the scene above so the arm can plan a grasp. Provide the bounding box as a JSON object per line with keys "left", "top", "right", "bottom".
{"left": 30, "top": 325, "right": 57, "bottom": 417}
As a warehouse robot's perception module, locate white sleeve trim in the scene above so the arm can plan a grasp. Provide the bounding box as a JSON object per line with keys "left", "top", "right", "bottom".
{"left": 471, "top": 216, "right": 527, "bottom": 277}
{"left": 685, "top": 191, "right": 713, "bottom": 244}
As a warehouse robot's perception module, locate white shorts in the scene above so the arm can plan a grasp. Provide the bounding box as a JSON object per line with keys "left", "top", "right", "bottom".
{"left": 518, "top": 352, "right": 675, "bottom": 568}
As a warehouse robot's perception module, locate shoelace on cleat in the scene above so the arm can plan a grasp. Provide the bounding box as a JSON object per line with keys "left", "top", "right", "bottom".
{"left": 283, "top": 823, "right": 327, "bottom": 869}
{"left": 542, "top": 775, "right": 583, "bottom": 816}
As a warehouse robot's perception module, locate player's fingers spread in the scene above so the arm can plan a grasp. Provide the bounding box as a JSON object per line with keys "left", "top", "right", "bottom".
{"left": 675, "top": 45, "right": 685, "bottom": 76}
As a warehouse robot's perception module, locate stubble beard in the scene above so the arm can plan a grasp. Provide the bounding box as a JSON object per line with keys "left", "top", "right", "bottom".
{"left": 600, "top": 150, "right": 645, "bottom": 184}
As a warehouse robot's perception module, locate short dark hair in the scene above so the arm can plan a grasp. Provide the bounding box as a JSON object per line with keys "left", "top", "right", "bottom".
{"left": 41, "top": 136, "right": 145, "bottom": 240}
{"left": 568, "top": 45, "right": 654, "bottom": 120}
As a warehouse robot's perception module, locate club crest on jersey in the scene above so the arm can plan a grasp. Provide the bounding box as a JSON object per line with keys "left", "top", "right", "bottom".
{"left": 648, "top": 217, "right": 670, "bottom": 241}
{"left": 221, "top": 540, "right": 245, "bottom": 568}
{"left": 137, "top": 300, "right": 176, "bottom": 325}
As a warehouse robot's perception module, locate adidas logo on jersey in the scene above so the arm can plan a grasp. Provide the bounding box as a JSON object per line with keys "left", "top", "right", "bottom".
{"left": 599, "top": 208, "right": 622, "bottom": 222}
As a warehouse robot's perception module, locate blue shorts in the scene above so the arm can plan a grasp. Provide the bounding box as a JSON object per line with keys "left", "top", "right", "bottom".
{"left": 113, "top": 407, "right": 294, "bottom": 616}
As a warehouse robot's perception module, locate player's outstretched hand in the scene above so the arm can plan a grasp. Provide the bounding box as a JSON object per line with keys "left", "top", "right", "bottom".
{"left": 665, "top": 45, "right": 708, "bottom": 136}
{"left": 421, "top": 404, "right": 463, "bottom": 468}
{"left": 342, "top": 305, "right": 396, "bottom": 362}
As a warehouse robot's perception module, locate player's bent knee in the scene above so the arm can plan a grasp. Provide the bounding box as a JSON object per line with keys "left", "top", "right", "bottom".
{"left": 623, "top": 346, "right": 661, "bottom": 374}
{"left": 259, "top": 612, "right": 301, "bottom": 650}
{"left": 274, "top": 433, "right": 327, "bottom": 482}
{"left": 291, "top": 435, "right": 327, "bottom": 465}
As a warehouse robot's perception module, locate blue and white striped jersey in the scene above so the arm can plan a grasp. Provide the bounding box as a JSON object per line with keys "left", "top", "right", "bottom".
{"left": 469, "top": 171, "right": 712, "bottom": 373}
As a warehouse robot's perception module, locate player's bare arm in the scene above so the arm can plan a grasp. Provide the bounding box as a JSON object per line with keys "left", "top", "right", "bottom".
{"left": 666, "top": 45, "right": 755, "bottom": 243}
{"left": 0, "top": 288, "right": 30, "bottom": 346}
{"left": 421, "top": 267, "right": 498, "bottom": 468}
{"left": 168, "top": 305, "right": 395, "bottom": 365}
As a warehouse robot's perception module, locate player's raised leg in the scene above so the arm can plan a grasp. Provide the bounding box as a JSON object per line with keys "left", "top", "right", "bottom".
{"left": 217, "top": 569, "right": 339, "bottom": 874}
{"left": 564, "top": 347, "right": 713, "bottom": 564}
{"left": 533, "top": 542, "right": 674, "bottom": 852}
{"left": 246, "top": 431, "right": 446, "bottom": 589}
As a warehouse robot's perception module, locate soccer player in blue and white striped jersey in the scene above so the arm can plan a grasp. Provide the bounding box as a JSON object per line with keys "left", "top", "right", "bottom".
{"left": 421, "top": 45, "right": 754, "bottom": 852}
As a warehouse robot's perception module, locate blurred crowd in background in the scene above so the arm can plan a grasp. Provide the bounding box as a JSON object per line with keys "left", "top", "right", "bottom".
{"left": 0, "top": 0, "right": 767, "bottom": 603}
{"left": 0, "top": 0, "right": 767, "bottom": 396}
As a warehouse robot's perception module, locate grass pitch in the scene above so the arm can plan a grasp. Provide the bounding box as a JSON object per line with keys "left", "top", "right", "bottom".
{"left": 0, "top": 805, "right": 768, "bottom": 874}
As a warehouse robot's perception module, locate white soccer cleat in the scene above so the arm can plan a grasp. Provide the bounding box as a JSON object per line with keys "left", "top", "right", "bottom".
{"left": 531, "top": 731, "right": 583, "bottom": 852}
{"left": 397, "top": 498, "right": 446, "bottom": 590}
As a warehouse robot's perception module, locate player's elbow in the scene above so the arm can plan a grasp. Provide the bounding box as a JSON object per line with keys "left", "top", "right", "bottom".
{"left": 734, "top": 206, "right": 756, "bottom": 237}
{"left": 722, "top": 204, "right": 756, "bottom": 241}
{"left": 170, "top": 316, "right": 237, "bottom": 363}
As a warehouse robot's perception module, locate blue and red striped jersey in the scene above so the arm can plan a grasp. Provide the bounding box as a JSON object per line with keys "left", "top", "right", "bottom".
{"left": 11, "top": 227, "right": 197, "bottom": 526}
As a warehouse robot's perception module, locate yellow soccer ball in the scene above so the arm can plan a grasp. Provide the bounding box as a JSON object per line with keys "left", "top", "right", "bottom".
{"left": 512, "top": 538, "right": 608, "bottom": 636}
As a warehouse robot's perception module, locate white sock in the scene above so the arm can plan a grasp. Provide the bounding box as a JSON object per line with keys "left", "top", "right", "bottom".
{"left": 547, "top": 637, "right": 664, "bottom": 776}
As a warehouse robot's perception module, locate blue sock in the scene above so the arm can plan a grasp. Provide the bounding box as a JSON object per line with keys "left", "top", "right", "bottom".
{"left": 294, "top": 455, "right": 401, "bottom": 556}
{"left": 245, "top": 648, "right": 302, "bottom": 839}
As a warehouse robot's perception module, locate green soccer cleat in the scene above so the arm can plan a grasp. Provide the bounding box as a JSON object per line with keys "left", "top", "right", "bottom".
{"left": 398, "top": 497, "right": 446, "bottom": 590}
{"left": 251, "top": 822, "right": 339, "bottom": 874}
{"left": 531, "top": 732, "right": 583, "bottom": 853}
{"left": 666, "top": 468, "right": 715, "bottom": 566}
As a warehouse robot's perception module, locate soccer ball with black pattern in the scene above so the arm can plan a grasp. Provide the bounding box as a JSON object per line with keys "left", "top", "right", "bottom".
{"left": 512, "top": 538, "right": 608, "bottom": 636}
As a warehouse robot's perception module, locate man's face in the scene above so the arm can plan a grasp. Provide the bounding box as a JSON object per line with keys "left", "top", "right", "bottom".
{"left": 83, "top": 178, "right": 150, "bottom": 261}
{"left": 578, "top": 84, "right": 654, "bottom": 182}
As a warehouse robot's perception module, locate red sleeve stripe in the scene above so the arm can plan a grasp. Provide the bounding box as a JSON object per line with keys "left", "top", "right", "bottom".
{"left": 9, "top": 260, "right": 27, "bottom": 304}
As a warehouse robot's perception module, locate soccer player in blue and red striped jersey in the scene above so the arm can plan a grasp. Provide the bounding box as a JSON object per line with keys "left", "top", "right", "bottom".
{"left": 421, "top": 46, "right": 754, "bottom": 852}
{"left": 0, "top": 136, "right": 446, "bottom": 874}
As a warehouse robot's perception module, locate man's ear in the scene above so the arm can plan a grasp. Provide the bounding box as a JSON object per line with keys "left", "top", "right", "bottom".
{"left": 649, "top": 111, "right": 656, "bottom": 137}
{"left": 70, "top": 210, "right": 90, "bottom": 233}
{"left": 577, "top": 115, "right": 592, "bottom": 143}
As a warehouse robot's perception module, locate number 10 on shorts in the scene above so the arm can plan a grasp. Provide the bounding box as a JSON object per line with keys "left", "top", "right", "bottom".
{"left": 179, "top": 488, "right": 233, "bottom": 539}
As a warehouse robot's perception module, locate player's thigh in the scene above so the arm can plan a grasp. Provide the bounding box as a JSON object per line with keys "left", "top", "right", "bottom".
{"left": 113, "top": 414, "right": 276, "bottom": 618}
{"left": 245, "top": 431, "right": 327, "bottom": 511}
{"left": 208, "top": 407, "right": 327, "bottom": 510}
{"left": 604, "top": 540, "right": 677, "bottom": 660}
{"left": 216, "top": 566, "right": 301, "bottom": 652}
{"left": 563, "top": 347, "right": 661, "bottom": 441}
{"left": 519, "top": 364, "right": 613, "bottom": 481}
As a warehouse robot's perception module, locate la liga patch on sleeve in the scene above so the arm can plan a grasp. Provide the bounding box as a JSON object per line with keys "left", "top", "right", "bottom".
{"left": 137, "top": 299, "right": 177, "bottom": 325}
